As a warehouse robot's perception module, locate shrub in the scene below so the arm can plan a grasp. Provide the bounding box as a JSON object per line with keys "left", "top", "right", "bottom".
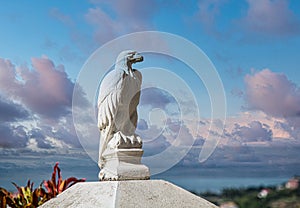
{"left": 0, "top": 180, "right": 47, "bottom": 208}
{"left": 0, "top": 162, "right": 85, "bottom": 208}
{"left": 43, "top": 162, "right": 86, "bottom": 198}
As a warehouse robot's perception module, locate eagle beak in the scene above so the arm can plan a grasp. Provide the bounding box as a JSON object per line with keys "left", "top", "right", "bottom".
{"left": 131, "top": 53, "right": 144, "bottom": 63}
{"left": 136, "top": 55, "right": 143, "bottom": 62}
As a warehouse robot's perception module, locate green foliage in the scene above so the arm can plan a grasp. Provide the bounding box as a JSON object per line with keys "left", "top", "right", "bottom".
{"left": 0, "top": 180, "right": 47, "bottom": 208}
{"left": 0, "top": 162, "right": 86, "bottom": 208}
{"left": 201, "top": 184, "right": 300, "bottom": 208}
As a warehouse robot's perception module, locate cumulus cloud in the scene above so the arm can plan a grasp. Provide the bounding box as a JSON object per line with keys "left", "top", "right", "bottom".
{"left": 245, "top": 69, "right": 300, "bottom": 118}
{"left": 240, "top": 0, "right": 300, "bottom": 36}
{"left": 0, "top": 57, "right": 87, "bottom": 150}
{"left": 140, "top": 87, "right": 175, "bottom": 109}
{"left": 26, "top": 137, "right": 72, "bottom": 153}
{"left": 192, "top": 0, "right": 300, "bottom": 41}
{"left": 195, "top": 110, "right": 296, "bottom": 148}
{"left": 85, "top": 0, "right": 158, "bottom": 44}
{"left": 232, "top": 121, "right": 273, "bottom": 143}
{"left": 136, "top": 68, "right": 300, "bottom": 165}
{"left": 0, "top": 124, "right": 28, "bottom": 148}
{"left": 28, "top": 128, "right": 50, "bottom": 149}
{"left": 143, "top": 135, "right": 171, "bottom": 157}
{"left": 0, "top": 118, "right": 81, "bottom": 150}
{"left": 0, "top": 58, "right": 19, "bottom": 92}
{"left": 243, "top": 69, "right": 300, "bottom": 142}
{"left": 0, "top": 56, "right": 75, "bottom": 119}
{"left": 137, "top": 118, "right": 148, "bottom": 130}
{"left": 137, "top": 116, "right": 196, "bottom": 156}
{"left": 85, "top": 7, "right": 118, "bottom": 44}
{"left": 0, "top": 95, "right": 30, "bottom": 122}
{"left": 105, "top": 0, "right": 158, "bottom": 31}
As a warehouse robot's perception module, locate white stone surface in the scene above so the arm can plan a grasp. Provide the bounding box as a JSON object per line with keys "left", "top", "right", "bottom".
{"left": 40, "top": 180, "right": 218, "bottom": 208}
{"left": 99, "top": 148, "right": 150, "bottom": 180}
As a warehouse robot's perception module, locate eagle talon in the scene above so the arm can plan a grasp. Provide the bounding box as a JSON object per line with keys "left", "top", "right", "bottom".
{"left": 129, "top": 135, "right": 135, "bottom": 144}
{"left": 136, "top": 135, "right": 142, "bottom": 144}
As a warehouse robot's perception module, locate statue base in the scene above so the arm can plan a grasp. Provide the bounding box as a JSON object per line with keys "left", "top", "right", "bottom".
{"left": 99, "top": 148, "right": 150, "bottom": 181}
{"left": 40, "top": 180, "right": 219, "bottom": 208}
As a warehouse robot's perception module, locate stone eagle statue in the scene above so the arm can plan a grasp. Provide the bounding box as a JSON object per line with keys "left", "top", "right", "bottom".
{"left": 97, "top": 50, "right": 144, "bottom": 169}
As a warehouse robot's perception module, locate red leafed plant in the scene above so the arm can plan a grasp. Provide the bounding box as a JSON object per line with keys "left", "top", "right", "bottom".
{"left": 43, "top": 162, "right": 86, "bottom": 198}
{"left": 0, "top": 180, "right": 48, "bottom": 208}
{"left": 0, "top": 162, "right": 86, "bottom": 208}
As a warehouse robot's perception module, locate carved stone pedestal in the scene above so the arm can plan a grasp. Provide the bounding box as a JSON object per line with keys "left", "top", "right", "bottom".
{"left": 99, "top": 148, "right": 150, "bottom": 181}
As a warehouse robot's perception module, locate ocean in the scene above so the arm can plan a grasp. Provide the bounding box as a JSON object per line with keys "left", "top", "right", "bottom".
{"left": 0, "top": 149, "right": 296, "bottom": 193}
{"left": 157, "top": 176, "right": 288, "bottom": 193}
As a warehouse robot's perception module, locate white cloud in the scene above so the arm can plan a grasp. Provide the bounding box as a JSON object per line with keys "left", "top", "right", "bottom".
{"left": 245, "top": 69, "right": 300, "bottom": 117}
{"left": 85, "top": 0, "right": 157, "bottom": 44}
{"left": 0, "top": 56, "right": 75, "bottom": 119}
{"left": 0, "top": 57, "right": 86, "bottom": 150}
{"left": 240, "top": 0, "right": 300, "bottom": 36}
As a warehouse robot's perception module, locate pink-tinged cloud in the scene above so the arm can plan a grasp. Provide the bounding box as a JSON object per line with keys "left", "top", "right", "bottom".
{"left": 232, "top": 121, "right": 273, "bottom": 143}
{"left": 0, "top": 58, "right": 19, "bottom": 92}
{"left": 110, "top": 0, "right": 158, "bottom": 23}
{"left": 49, "top": 8, "right": 74, "bottom": 27}
{"left": 85, "top": 0, "right": 157, "bottom": 44}
{"left": 0, "top": 57, "right": 88, "bottom": 149}
{"left": 85, "top": 7, "right": 118, "bottom": 44}
{"left": 22, "top": 57, "right": 74, "bottom": 118}
{"left": 195, "top": 0, "right": 230, "bottom": 38}
{"left": 245, "top": 69, "right": 300, "bottom": 118}
{"left": 0, "top": 56, "right": 74, "bottom": 119}
{"left": 197, "top": 0, "right": 227, "bottom": 29}
{"left": 47, "top": 8, "right": 90, "bottom": 58}
{"left": 241, "top": 0, "right": 300, "bottom": 36}
{"left": 89, "top": 0, "right": 157, "bottom": 23}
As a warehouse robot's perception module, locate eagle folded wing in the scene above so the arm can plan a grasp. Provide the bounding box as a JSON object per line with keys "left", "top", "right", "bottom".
{"left": 97, "top": 70, "right": 124, "bottom": 130}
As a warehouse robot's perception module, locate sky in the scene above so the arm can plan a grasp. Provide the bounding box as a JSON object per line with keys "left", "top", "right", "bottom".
{"left": 1, "top": 0, "right": 300, "bottom": 190}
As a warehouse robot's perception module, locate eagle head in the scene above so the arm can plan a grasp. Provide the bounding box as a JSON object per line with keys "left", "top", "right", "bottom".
{"left": 115, "top": 50, "right": 143, "bottom": 73}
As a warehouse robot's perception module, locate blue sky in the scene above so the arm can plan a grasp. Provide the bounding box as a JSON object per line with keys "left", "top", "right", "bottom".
{"left": 1, "top": 0, "right": 300, "bottom": 187}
